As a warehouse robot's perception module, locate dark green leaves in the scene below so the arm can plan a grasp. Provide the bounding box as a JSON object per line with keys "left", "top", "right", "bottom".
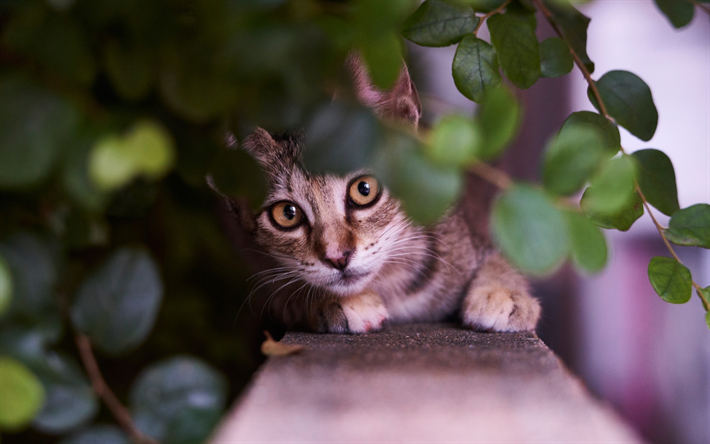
{"left": 71, "top": 248, "right": 163, "bottom": 355}
{"left": 647, "top": 257, "right": 692, "bottom": 304}
{"left": 544, "top": 2, "right": 594, "bottom": 73}
{"left": 580, "top": 156, "right": 637, "bottom": 216}
{"left": 0, "top": 357, "right": 45, "bottom": 430}
{"left": 543, "top": 124, "right": 605, "bottom": 196}
{"left": 427, "top": 114, "right": 480, "bottom": 168}
{"left": 589, "top": 71, "right": 658, "bottom": 142}
{"left": 654, "top": 0, "right": 694, "bottom": 29}
{"left": 492, "top": 185, "right": 568, "bottom": 275}
{"left": 560, "top": 111, "right": 620, "bottom": 155}
{"left": 632, "top": 149, "right": 679, "bottom": 216}
{"left": 453, "top": 36, "right": 501, "bottom": 103}
{"left": 539, "top": 37, "right": 573, "bottom": 78}
{"left": 0, "top": 255, "right": 12, "bottom": 315}
{"left": 130, "top": 356, "right": 228, "bottom": 443}
{"left": 476, "top": 85, "right": 521, "bottom": 159}
{"left": 565, "top": 211, "right": 608, "bottom": 274}
{"left": 0, "top": 78, "right": 80, "bottom": 189}
{"left": 488, "top": 14, "right": 540, "bottom": 90}
{"left": 581, "top": 188, "right": 644, "bottom": 232}
{"left": 402, "top": 0, "right": 479, "bottom": 47}
{"left": 665, "top": 204, "right": 710, "bottom": 248}
{"left": 60, "top": 425, "right": 130, "bottom": 444}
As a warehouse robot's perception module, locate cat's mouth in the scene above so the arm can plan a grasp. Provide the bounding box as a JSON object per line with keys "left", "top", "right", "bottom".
{"left": 325, "top": 269, "right": 371, "bottom": 293}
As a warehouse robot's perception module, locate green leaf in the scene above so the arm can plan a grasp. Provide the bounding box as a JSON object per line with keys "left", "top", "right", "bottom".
{"left": 458, "top": 0, "right": 507, "bottom": 12}
{"left": 130, "top": 356, "right": 228, "bottom": 442}
{"left": 358, "top": 31, "right": 404, "bottom": 90}
{"left": 0, "top": 357, "right": 45, "bottom": 430}
{"left": 542, "top": 123, "right": 606, "bottom": 196}
{"left": 0, "top": 322, "right": 62, "bottom": 371}
{"left": 544, "top": 2, "right": 594, "bottom": 73}
{"left": 706, "top": 310, "right": 710, "bottom": 331}
{"left": 0, "top": 233, "right": 57, "bottom": 320}
{"left": 71, "top": 247, "right": 163, "bottom": 355}
{"left": 539, "top": 37, "right": 573, "bottom": 78}
{"left": 208, "top": 148, "right": 268, "bottom": 211}
{"left": 581, "top": 155, "right": 636, "bottom": 216}
{"left": 401, "top": 0, "right": 479, "bottom": 47}
{"left": 665, "top": 204, "right": 710, "bottom": 248}
{"left": 476, "top": 85, "right": 521, "bottom": 160}
{"left": 506, "top": 1, "right": 537, "bottom": 31}
{"left": 452, "top": 36, "right": 501, "bottom": 103}
{"left": 580, "top": 188, "right": 644, "bottom": 232}
{"left": 487, "top": 14, "right": 540, "bottom": 90}
{"left": 32, "top": 352, "right": 98, "bottom": 433}
{"left": 374, "top": 131, "right": 463, "bottom": 225}
{"left": 0, "top": 78, "right": 80, "bottom": 189}
{"left": 560, "top": 111, "right": 620, "bottom": 155}
{"left": 426, "top": 114, "right": 481, "bottom": 168}
{"left": 589, "top": 70, "right": 658, "bottom": 142}
{"left": 0, "top": 255, "right": 12, "bottom": 316}
{"left": 647, "top": 256, "right": 692, "bottom": 304}
{"left": 89, "top": 120, "right": 175, "bottom": 191}
{"left": 59, "top": 425, "right": 130, "bottom": 444}
{"left": 165, "top": 406, "right": 224, "bottom": 444}
{"left": 654, "top": 0, "right": 694, "bottom": 28}
{"left": 62, "top": 136, "right": 109, "bottom": 213}
{"left": 699, "top": 286, "right": 710, "bottom": 309}
{"left": 632, "top": 149, "right": 679, "bottom": 216}
{"left": 564, "top": 211, "right": 608, "bottom": 273}
{"left": 103, "top": 40, "right": 154, "bottom": 101}
{"left": 491, "top": 185, "right": 569, "bottom": 276}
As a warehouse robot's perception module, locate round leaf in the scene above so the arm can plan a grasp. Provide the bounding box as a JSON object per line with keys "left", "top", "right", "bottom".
{"left": 426, "top": 114, "right": 481, "bottom": 168}
{"left": 588, "top": 70, "right": 658, "bottom": 142}
{"left": 71, "top": 248, "right": 163, "bottom": 355}
{"left": 560, "top": 111, "right": 620, "bottom": 155}
{"left": 580, "top": 188, "right": 644, "bottom": 232}
{"left": 564, "top": 211, "right": 608, "bottom": 274}
{"left": 488, "top": 14, "right": 540, "bottom": 90}
{"left": 401, "top": 0, "right": 479, "bottom": 47}
{"left": 59, "top": 425, "right": 130, "bottom": 444}
{"left": 664, "top": 204, "right": 710, "bottom": 248}
{"left": 539, "top": 37, "right": 573, "bottom": 78}
{"left": 0, "top": 357, "right": 45, "bottom": 430}
{"left": 476, "top": 85, "right": 521, "bottom": 160}
{"left": 647, "top": 256, "right": 692, "bottom": 304}
{"left": 653, "top": 0, "right": 694, "bottom": 29}
{"left": 130, "top": 356, "right": 228, "bottom": 442}
{"left": 632, "top": 149, "right": 679, "bottom": 216}
{"left": 581, "top": 155, "right": 636, "bottom": 216}
{"left": 0, "top": 255, "right": 12, "bottom": 315}
{"left": 544, "top": 2, "right": 594, "bottom": 73}
{"left": 491, "top": 185, "right": 569, "bottom": 276}
{"left": 0, "top": 78, "right": 80, "bottom": 188}
{"left": 542, "top": 123, "right": 606, "bottom": 196}
{"left": 103, "top": 40, "right": 154, "bottom": 101}
{"left": 452, "top": 36, "right": 501, "bottom": 103}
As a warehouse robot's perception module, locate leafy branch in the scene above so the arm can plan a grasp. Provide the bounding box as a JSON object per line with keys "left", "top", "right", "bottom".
{"left": 473, "top": 0, "right": 512, "bottom": 37}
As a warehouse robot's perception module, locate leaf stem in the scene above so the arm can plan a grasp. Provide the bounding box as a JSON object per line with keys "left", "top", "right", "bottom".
{"left": 691, "top": 0, "right": 710, "bottom": 15}
{"left": 74, "top": 333, "right": 159, "bottom": 444}
{"left": 531, "top": 0, "right": 610, "bottom": 119}
{"left": 473, "top": 0, "right": 512, "bottom": 36}
{"left": 469, "top": 162, "right": 513, "bottom": 190}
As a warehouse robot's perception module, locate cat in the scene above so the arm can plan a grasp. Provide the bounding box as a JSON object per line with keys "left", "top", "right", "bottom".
{"left": 217, "top": 55, "right": 540, "bottom": 334}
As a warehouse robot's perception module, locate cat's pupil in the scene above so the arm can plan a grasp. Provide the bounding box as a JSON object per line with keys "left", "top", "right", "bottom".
{"left": 283, "top": 205, "right": 296, "bottom": 220}
{"left": 358, "top": 181, "right": 370, "bottom": 196}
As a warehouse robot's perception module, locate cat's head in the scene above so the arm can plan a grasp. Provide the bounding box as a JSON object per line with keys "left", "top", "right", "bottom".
{"left": 239, "top": 55, "right": 421, "bottom": 296}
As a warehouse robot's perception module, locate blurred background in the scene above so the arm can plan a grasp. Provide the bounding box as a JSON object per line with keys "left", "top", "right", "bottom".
{"left": 0, "top": 0, "right": 708, "bottom": 443}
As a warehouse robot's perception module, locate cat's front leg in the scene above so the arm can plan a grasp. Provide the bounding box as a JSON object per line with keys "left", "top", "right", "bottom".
{"left": 462, "top": 252, "right": 540, "bottom": 332}
{"left": 315, "top": 290, "right": 388, "bottom": 334}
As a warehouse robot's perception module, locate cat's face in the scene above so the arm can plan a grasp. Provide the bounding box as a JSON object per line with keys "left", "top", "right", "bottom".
{"left": 252, "top": 153, "right": 406, "bottom": 296}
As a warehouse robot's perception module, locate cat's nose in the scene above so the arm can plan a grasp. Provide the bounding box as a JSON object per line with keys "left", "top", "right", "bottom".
{"left": 324, "top": 250, "right": 353, "bottom": 271}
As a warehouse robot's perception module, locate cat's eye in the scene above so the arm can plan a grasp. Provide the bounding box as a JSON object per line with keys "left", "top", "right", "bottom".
{"left": 270, "top": 201, "right": 303, "bottom": 228}
{"left": 348, "top": 175, "right": 380, "bottom": 207}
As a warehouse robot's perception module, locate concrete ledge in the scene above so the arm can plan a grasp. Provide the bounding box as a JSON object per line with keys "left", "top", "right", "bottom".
{"left": 211, "top": 324, "right": 642, "bottom": 443}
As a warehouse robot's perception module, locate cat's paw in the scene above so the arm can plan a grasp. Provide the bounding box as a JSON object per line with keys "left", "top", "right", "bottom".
{"left": 462, "top": 285, "right": 540, "bottom": 332}
{"left": 318, "top": 291, "right": 388, "bottom": 334}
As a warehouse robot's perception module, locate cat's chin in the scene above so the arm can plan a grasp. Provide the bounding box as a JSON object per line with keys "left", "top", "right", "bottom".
{"left": 322, "top": 270, "right": 372, "bottom": 296}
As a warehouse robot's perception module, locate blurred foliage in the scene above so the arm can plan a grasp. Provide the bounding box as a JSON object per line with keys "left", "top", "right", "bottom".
{"left": 0, "top": 0, "right": 710, "bottom": 442}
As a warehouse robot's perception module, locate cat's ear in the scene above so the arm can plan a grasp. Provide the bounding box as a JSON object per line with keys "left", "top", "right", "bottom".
{"left": 241, "top": 128, "right": 303, "bottom": 181}
{"left": 347, "top": 53, "right": 422, "bottom": 128}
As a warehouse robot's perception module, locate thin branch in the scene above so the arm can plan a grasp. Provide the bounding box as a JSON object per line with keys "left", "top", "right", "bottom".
{"left": 532, "top": 0, "right": 610, "bottom": 119}
{"left": 691, "top": 0, "right": 710, "bottom": 15}
{"left": 473, "top": 0, "right": 512, "bottom": 36}
{"left": 469, "top": 162, "right": 513, "bottom": 190}
{"left": 74, "top": 333, "right": 159, "bottom": 444}
{"left": 636, "top": 186, "right": 709, "bottom": 311}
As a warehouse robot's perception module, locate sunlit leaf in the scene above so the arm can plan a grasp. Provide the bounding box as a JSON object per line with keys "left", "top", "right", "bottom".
{"left": 647, "top": 256, "right": 692, "bottom": 304}
{"left": 426, "top": 114, "right": 481, "bottom": 167}
{"left": 665, "top": 204, "right": 710, "bottom": 248}
{"left": 580, "top": 188, "right": 644, "bottom": 232}
{"left": 564, "top": 210, "right": 607, "bottom": 273}
{"left": 580, "top": 155, "right": 636, "bottom": 216}
{"left": 476, "top": 85, "right": 521, "bottom": 160}
{"left": 539, "top": 37, "right": 573, "bottom": 78}
{"left": 491, "top": 185, "right": 569, "bottom": 276}
{"left": 653, "top": 0, "right": 694, "bottom": 28}
{"left": 453, "top": 36, "right": 501, "bottom": 103}
{"left": 402, "top": 0, "right": 479, "bottom": 47}
{"left": 632, "top": 149, "right": 679, "bottom": 216}
{"left": 0, "top": 357, "right": 45, "bottom": 431}
{"left": 71, "top": 248, "right": 163, "bottom": 355}
{"left": 560, "top": 111, "right": 620, "bottom": 155}
{"left": 589, "top": 70, "right": 658, "bottom": 142}
{"left": 487, "top": 14, "right": 540, "bottom": 89}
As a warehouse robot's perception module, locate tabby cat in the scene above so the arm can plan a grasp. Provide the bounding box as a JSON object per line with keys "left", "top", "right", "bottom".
{"left": 219, "top": 56, "right": 540, "bottom": 334}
